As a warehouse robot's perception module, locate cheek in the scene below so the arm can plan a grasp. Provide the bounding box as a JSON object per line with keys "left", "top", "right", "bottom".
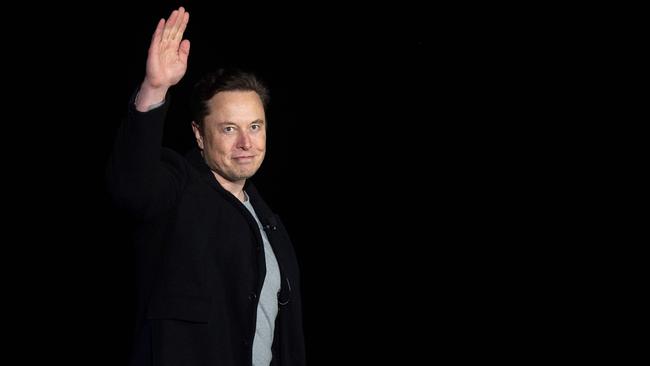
{"left": 257, "top": 136, "right": 267, "bottom": 148}
{"left": 207, "top": 136, "right": 229, "bottom": 154}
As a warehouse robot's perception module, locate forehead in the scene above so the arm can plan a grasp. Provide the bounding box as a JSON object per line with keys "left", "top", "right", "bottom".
{"left": 206, "top": 91, "right": 265, "bottom": 123}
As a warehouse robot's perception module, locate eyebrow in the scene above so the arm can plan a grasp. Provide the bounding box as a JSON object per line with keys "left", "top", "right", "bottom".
{"left": 216, "top": 119, "right": 265, "bottom": 127}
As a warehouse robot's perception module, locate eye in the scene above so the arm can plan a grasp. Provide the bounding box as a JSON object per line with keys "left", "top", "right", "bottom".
{"left": 251, "top": 124, "right": 262, "bottom": 131}
{"left": 223, "top": 126, "right": 235, "bottom": 133}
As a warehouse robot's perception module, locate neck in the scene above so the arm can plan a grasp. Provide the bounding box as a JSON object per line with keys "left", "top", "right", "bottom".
{"left": 212, "top": 172, "right": 246, "bottom": 202}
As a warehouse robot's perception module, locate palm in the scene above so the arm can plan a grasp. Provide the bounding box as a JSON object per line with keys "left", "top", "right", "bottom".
{"left": 145, "top": 8, "right": 190, "bottom": 88}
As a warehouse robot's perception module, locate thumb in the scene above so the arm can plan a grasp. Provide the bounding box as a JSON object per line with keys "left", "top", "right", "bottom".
{"left": 179, "top": 39, "right": 191, "bottom": 64}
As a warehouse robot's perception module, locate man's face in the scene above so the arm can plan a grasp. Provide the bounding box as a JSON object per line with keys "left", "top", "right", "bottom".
{"left": 192, "top": 91, "right": 266, "bottom": 185}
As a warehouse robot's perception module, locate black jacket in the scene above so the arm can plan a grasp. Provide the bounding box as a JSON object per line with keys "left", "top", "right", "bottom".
{"left": 107, "top": 101, "right": 305, "bottom": 366}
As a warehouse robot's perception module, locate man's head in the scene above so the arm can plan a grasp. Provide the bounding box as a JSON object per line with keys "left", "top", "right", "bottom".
{"left": 191, "top": 69, "right": 269, "bottom": 185}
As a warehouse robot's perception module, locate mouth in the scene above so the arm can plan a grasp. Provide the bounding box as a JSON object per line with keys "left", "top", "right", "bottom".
{"left": 232, "top": 156, "right": 255, "bottom": 163}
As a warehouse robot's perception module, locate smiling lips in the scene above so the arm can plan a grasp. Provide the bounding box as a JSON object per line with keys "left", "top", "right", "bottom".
{"left": 232, "top": 155, "right": 255, "bottom": 163}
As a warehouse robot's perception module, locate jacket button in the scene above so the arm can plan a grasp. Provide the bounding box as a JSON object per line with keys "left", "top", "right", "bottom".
{"left": 248, "top": 292, "right": 257, "bottom": 301}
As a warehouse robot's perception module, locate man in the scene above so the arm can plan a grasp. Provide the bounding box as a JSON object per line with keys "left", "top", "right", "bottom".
{"left": 107, "top": 7, "right": 305, "bottom": 365}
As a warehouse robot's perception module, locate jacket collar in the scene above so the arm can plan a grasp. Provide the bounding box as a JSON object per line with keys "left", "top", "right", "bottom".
{"left": 184, "top": 148, "right": 275, "bottom": 219}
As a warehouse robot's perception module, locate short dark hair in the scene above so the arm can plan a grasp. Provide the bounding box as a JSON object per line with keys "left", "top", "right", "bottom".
{"left": 190, "top": 68, "right": 269, "bottom": 129}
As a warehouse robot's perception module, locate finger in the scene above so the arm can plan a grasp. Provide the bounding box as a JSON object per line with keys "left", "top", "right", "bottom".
{"left": 169, "top": 7, "right": 186, "bottom": 41}
{"left": 162, "top": 10, "right": 179, "bottom": 40}
{"left": 174, "top": 11, "right": 190, "bottom": 41}
{"left": 179, "top": 39, "right": 191, "bottom": 64}
{"left": 149, "top": 18, "right": 165, "bottom": 48}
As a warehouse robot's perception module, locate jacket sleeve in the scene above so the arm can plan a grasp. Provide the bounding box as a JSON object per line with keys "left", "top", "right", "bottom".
{"left": 106, "top": 98, "right": 188, "bottom": 221}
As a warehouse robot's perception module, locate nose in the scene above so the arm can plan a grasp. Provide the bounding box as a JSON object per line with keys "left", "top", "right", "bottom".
{"left": 237, "top": 131, "right": 252, "bottom": 150}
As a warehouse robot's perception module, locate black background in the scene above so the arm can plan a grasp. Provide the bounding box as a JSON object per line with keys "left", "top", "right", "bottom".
{"left": 8, "top": 1, "right": 540, "bottom": 364}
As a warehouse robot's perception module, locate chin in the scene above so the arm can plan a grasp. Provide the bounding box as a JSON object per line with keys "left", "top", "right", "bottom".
{"left": 229, "top": 170, "right": 256, "bottom": 182}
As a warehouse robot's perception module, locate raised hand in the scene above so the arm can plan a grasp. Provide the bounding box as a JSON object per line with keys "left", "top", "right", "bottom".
{"left": 136, "top": 7, "right": 190, "bottom": 111}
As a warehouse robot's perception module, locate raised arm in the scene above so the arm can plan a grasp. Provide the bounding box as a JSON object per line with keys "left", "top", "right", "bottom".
{"left": 107, "top": 7, "right": 192, "bottom": 219}
{"left": 135, "top": 7, "right": 190, "bottom": 111}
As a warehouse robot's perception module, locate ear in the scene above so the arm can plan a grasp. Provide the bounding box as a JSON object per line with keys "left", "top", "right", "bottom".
{"left": 192, "top": 121, "right": 204, "bottom": 150}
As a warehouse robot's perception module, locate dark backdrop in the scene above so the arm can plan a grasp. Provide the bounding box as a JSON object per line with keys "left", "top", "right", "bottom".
{"left": 39, "top": 2, "right": 435, "bottom": 364}
{"left": 15, "top": 1, "right": 524, "bottom": 364}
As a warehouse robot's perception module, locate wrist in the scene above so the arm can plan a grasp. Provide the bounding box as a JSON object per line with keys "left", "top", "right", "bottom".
{"left": 135, "top": 81, "right": 168, "bottom": 112}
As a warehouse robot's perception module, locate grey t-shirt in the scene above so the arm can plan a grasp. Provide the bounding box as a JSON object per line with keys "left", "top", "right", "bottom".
{"left": 243, "top": 193, "right": 282, "bottom": 366}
